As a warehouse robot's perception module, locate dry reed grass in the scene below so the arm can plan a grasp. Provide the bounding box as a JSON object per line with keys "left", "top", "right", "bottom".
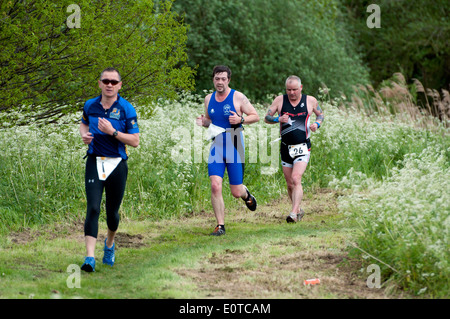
{"left": 339, "top": 73, "right": 449, "bottom": 132}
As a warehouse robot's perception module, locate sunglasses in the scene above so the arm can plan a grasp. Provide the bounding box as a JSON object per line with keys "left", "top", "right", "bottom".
{"left": 101, "top": 79, "right": 120, "bottom": 86}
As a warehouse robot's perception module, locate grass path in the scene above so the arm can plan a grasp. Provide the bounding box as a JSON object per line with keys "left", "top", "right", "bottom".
{"left": 0, "top": 189, "right": 401, "bottom": 299}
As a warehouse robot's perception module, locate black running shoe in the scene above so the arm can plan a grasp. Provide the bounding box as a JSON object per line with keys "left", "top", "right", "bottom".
{"left": 210, "top": 226, "right": 226, "bottom": 236}
{"left": 243, "top": 186, "right": 257, "bottom": 211}
{"left": 286, "top": 212, "right": 297, "bottom": 223}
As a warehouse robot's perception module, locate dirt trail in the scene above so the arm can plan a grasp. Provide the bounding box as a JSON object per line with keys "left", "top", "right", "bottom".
{"left": 6, "top": 189, "right": 401, "bottom": 299}
{"left": 177, "top": 189, "right": 398, "bottom": 299}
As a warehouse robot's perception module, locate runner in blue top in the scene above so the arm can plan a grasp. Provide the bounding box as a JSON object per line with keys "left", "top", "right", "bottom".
{"left": 81, "top": 94, "right": 139, "bottom": 159}
{"left": 206, "top": 88, "right": 245, "bottom": 185}
{"left": 196, "top": 65, "right": 260, "bottom": 236}
{"left": 79, "top": 67, "right": 140, "bottom": 272}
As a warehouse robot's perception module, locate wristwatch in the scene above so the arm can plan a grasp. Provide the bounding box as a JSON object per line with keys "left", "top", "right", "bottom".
{"left": 112, "top": 130, "right": 118, "bottom": 137}
{"left": 241, "top": 116, "right": 245, "bottom": 124}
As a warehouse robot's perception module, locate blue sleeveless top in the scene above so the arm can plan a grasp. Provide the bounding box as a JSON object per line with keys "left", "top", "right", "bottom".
{"left": 207, "top": 89, "right": 242, "bottom": 130}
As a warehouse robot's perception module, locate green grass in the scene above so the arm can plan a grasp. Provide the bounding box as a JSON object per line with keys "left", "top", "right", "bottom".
{"left": 0, "top": 92, "right": 449, "bottom": 297}
{"left": 0, "top": 190, "right": 374, "bottom": 299}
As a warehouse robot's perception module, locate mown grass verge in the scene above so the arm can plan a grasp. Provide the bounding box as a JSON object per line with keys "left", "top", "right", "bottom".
{"left": 0, "top": 189, "right": 396, "bottom": 299}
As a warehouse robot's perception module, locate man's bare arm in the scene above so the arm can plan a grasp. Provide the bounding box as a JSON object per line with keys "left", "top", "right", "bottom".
{"left": 310, "top": 98, "right": 324, "bottom": 132}
{"left": 264, "top": 95, "right": 282, "bottom": 124}
{"left": 315, "top": 103, "right": 324, "bottom": 124}
{"left": 238, "top": 93, "right": 259, "bottom": 124}
{"left": 196, "top": 95, "right": 212, "bottom": 127}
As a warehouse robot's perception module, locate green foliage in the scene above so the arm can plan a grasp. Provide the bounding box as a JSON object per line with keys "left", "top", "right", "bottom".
{"left": 335, "top": 146, "right": 450, "bottom": 297}
{"left": 321, "top": 103, "right": 450, "bottom": 297}
{"left": 0, "top": 0, "right": 194, "bottom": 121}
{"left": 343, "top": 0, "right": 450, "bottom": 91}
{"left": 174, "top": 0, "right": 370, "bottom": 101}
{"left": 0, "top": 93, "right": 286, "bottom": 233}
{"left": 1, "top": 91, "right": 448, "bottom": 296}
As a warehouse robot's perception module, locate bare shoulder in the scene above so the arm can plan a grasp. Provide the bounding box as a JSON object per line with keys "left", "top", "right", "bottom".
{"left": 307, "top": 95, "right": 318, "bottom": 106}
{"left": 234, "top": 90, "right": 244, "bottom": 98}
{"left": 271, "top": 95, "right": 284, "bottom": 112}
{"left": 233, "top": 90, "right": 252, "bottom": 108}
{"left": 234, "top": 90, "right": 248, "bottom": 103}
{"left": 204, "top": 93, "right": 213, "bottom": 105}
{"left": 273, "top": 94, "right": 284, "bottom": 104}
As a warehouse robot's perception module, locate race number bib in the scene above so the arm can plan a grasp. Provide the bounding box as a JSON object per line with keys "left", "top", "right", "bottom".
{"left": 206, "top": 123, "right": 226, "bottom": 140}
{"left": 96, "top": 157, "right": 122, "bottom": 181}
{"left": 288, "top": 143, "right": 309, "bottom": 158}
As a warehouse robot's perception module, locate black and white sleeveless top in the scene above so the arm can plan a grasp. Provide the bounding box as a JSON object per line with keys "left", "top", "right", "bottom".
{"left": 280, "top": 94, "right": 311, "bottom": 148}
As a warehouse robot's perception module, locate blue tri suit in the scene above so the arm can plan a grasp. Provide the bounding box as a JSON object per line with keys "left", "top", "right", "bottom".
{"left": 207, "top": 89, "right": 245, "bottom": 185}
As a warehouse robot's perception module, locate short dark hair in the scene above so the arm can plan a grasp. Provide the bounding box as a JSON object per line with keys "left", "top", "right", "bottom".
{"left": 100, "top": 67, "right": 121, "bottom": 81}
{"left": 212, "top": 65, "right": 231, "bottom": 79}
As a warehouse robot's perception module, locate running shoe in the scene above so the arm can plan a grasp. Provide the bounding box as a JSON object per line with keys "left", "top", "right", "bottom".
{"left": 81, "top": 256, "right": 95, "bottom": 272}
{"left": 286, "top": 208, "right": 306, "bottom": 223}
{"left": 243, "top": 186, "right": 257, "bottom": 211}
{"left": 102, "top": 238, "right": 115, "bottom": 266}
{"left": 297, "top": 208, "right": 305, "bottom": 221}
{"left": 210, "top": 226, "right": 226, "bottom": 236}
{"left": 286, "top": 212, "right": 298, "bottom": 223}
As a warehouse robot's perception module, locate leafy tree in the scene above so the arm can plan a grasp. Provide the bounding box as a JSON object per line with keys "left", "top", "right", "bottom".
{"left": 0, "top": 0, "right": 194, "bottom": 122}
{"left": 174, "top": 0, "right": 370, "bottom": 101}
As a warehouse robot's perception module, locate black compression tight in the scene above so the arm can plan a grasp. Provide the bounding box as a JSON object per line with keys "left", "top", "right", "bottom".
{"left": 84, "top": 155, "right": 128, "bottom": 238}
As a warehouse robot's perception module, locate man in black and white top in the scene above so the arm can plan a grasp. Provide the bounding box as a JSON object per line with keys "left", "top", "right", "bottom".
{"left": 264, "top": 75, "right": 324, "bottom": 223}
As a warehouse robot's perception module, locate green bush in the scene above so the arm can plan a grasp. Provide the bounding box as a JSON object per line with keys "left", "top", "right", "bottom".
{"left": 343, "top": 0, "right": 450, "bottom": 91}
{"left": 175, "top": 0, "right": 370, "bottom": 101}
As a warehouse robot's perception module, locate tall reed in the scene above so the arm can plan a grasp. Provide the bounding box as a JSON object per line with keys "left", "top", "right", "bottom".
{"left": 335, "top": 73, "right": 449, "bottom": 132}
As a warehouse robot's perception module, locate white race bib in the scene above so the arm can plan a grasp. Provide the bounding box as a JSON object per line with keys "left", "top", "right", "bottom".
{"left": 206, "top": 123, "right": 226, "bottom": 140}
{"left": 96, "top": 157, "right": 122, "bottom": 181}
{"left": 288, "top": 143, "right": 310, "bottom": 158}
